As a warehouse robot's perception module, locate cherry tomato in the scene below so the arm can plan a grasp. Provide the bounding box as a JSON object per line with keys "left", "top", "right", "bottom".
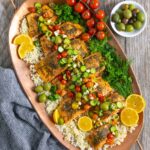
{"left": 88, "top": 28, "right": 96, "bottom": 35}
{"left": 68, "top": 91, "right": 74, "bottom": 98}
{"left": 89, "top": 93, "right": 96, "bottom": 100}
{"left": 81, "top": 33, "right": 90, "bottom": 42}
{"left": 57, "top": 74, "right": 63, "bottom": 81}
{"left": 28, "top": 7, "right": 36, "bottom": 13}
{"left": 98, "top": 93, "right": 105, "bottom": 102}
{"left": 86, "top": 18, "right": 95, "bottom": 28}
{"left": 96, "top": 31, "right": 106, "bottom": 40}
{"left": 61, "top": 79, "right": 67, "bottom": 85}
{"left": 53, "top": 25, "right": 60, "bottom": 31}
{"left": 57, "top": 54, "right": 62, "bottom": 60}
{"left": 86, "top": 81, "right": 94, "bottom": 88}
{"left": 82, "top": 10, "right": 91, "bottom": 20}
{"left": 89, "top": 0, "right": 100, "bottom": 9}
{"left": 107, "top": 133, "right": 114, "bottom": 139}
{"left": 96, "top": 10, "right": 105, "bottom": 20}
{"left": 61, "top": 51, "right": 68, "bottom": 58}
{"left": 74, "top": 2, "right": 85, "bottom": 13}
{"left": 106, "top": 138, "right": 114, "bottom": 145}
{"left": 53, "top": 45, "right": 58, "bottom": 51}
{"left": 66, "top": 70, "right": 71, "bottom": 79}
{"left": 66, "top": 0, "right": 76, "bottom": 6}
{"left": 92, "top": 114, "right": 98, "bottom": 120}
{"left": 97, "top": 21, "right": 105, "bottom": 31}
{"left": 75, "top": 85, "right": 81, "bottom": 92}
{"left": 82, "top": 0, "right": 88, "bottom": 2}
{"left": 84, "top": 104, "right": 91, "bottom": 110}
{"left": 56, "top": 89, "right": 62, "bottom": 95}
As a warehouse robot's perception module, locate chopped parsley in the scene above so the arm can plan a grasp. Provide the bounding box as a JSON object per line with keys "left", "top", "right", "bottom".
{"left": 88, "top": 37, "right": 132, "bottom": 97}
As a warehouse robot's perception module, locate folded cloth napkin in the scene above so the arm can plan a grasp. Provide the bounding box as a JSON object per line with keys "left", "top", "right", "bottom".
{"left": 0, "top": 67, "right": 66, "bottom": 150}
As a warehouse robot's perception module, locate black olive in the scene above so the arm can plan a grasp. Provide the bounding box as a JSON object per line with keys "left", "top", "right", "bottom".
{"left": 128, "top": 18, "right": 134, "bottom": 24}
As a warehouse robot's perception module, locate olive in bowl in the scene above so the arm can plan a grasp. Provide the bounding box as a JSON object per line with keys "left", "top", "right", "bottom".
{"left": 110, "top": 1, "right": 147, "bottom": 37}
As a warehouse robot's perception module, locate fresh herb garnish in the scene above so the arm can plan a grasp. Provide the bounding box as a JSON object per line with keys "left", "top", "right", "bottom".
{"left": 88, "top": 37, "right": 132, "bottom": 97}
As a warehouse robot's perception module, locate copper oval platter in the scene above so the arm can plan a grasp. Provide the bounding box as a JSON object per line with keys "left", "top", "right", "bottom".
{"left": 8, "top": 0, "right": 143, "bottom": 149}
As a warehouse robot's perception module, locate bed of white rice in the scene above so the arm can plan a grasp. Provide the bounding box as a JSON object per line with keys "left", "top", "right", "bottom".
{"left": 20, "top": 17, "right": 136, "bottom": 150}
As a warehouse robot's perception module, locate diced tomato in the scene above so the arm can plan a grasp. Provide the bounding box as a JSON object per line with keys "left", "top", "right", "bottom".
{"left": 56, "top": 89, "right": 62, "bottom": 95}
{"left": 83, "top": 78, "right": 89, "bottom": 83}
{"left": 92, "top": 114, "right": 98, "bottom": 120}
{"left": 59, "top": 29, "right": 65, "bottom": 34}
{"left": 86, "top": 81, "right": 94, "bottom": 88}
{"left": 53, "top": 45, "right": 58, "bottom": 51}
{"left": 88, "top": 28, "right": 96, "bottom": 36}
{"left": 96, "top": 31, "right": 106, "bottom": 40}
{"left": 53, "top": 25, "right": 60, "bottom": 31}
{"left": 81, "top": 33, "right": 90, "bottom": 42}
{"left": 48, "top": 25, "right": 54, "bottom": 31}
{"left": 97, "top": 21, "right": 105, "bottom": 31}
{"left": 106, "top": 138, "right": 114, "bottom": 145}
{"left": 98, "top": 93, "right": 105, "bottom": 102}
{"left": 61, "top": 51, "right": 68, "bottom": 58}
{"left": 61, "top": 79, "right": 67, "bottom": 85}
{"left": 74, "top": 2, "right": 85, "bottom": 13}
{"left": 75, "top": 85, "right": 81, "bottom": 92}
{"left": 57, "top": 54, "right": 62, "bottom": 60}
{"left": 84, "top": 104, "right": 91, "bottom": 110}
{"left": 96, "top": 10, "right": 105, "bottom": 20}
{"left": 68, "top": 91, "right": 74, "bottom": 98}
{"left": 57, "top": 74, "right": 63, "bottom": 81}
{"left": 86, "top": 18, "right": 95, "bottom": 28}
{"left": 66, "top": 70, "right": 71, "bottom": 79}
{"left": 107, "top": 133, "right": 114, "bottom": 139}
{"left": 66, "top": 0, "right": 76, "bottom": 6}
{"left": 89, "top": 0, "right": 100, "bottom": 9}
{"left": 82, "top": 10, "right": 91, "bottom": 20}
{"left": 28, "top": 7, "right": 36, "bottom": 13}
{"left": 89, "top": 93, "right": 96, "bottom": 100}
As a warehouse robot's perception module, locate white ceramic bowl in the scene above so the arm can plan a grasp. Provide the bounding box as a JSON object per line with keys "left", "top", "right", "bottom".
{"left": 110, "top": 1, "right": 147, "bottom": 37}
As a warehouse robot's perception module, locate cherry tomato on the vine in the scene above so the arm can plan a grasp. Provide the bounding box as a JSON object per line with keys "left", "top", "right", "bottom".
{"left": 86, "top": 18, "right": 95, "bottom": 28}
{"left": 97, "top": 21, "right": 105, "bottom": 31}
{"left": 66, "top": 0, "right": 76, "bottom": 6}
{"left": 89, "top": 0, "right": 100, "bottom": 9}
{"left": 82, "top": 10, "right": 91, "bottom": 20}
{"left": 74, "top": 2, "right": 85, "bottom": 13}
{"left": 82, "top": 0, "right": 88, "bottom": 2}
{"left": 96, "top": 31, "right": 106, "bottom": 40}
{"left": 88, "top": 28, "right": 97, "bottom": 35}
{"left": 96, "top": 10, "right": 105, "bottom": 20}
{"left": 81, "top": 33, "right": 90, "bottom": 42}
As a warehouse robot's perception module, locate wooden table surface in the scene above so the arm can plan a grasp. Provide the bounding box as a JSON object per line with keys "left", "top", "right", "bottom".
{"left": 0, "top": 0, "right": 149, "bottom": 149}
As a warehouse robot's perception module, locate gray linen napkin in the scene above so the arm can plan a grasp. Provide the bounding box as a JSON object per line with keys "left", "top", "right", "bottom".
{"left": 0, "top": 67, "right": 66, "bottom": 150}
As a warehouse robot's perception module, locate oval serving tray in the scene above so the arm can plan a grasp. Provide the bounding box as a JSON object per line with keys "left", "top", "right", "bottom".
{"left": 8, "top": 0, "right": 143, "bottom": 149}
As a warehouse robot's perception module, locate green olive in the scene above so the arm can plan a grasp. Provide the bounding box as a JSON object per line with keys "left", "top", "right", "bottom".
{"left": 34, "top": 85, "right": 43, "bottom": 93}
{"left": 126, "top": 24, "right": 134, "bottom": 32}
{"left": 133, "top": 21, "right": 142, "bottom": 30}
{"left": 101, "top": 102, "right": 110, "bottom": 111}
{"left": 129, "top": 4, "right": 135, "bottom": 11}
{"left": 43, "top": 83, "right": 51, "bottom": 91}
{"left": 38, "top": 93, "right": 47, "bottom": 103}
{"left": 116, "top": 23, "right": 125, "bottom": 31}
{"left": 72, "top": 102, "right": 79, "bottom": 110}
{"left": 116, "top": 9, "right": 124, "bottom": 19}
{"left": 121, "top": 4, "right": 129, "bottom": 10}
{"left": 123, "top": 9, "right": 132, "bottom": 19}
{"left": 137, "top": 12, "right": 145, "bottom": 22}
{"left": 58, "top": 118, "right": 64, "bottom": 125}
{"left": 112, "top": 13, "right": 120, "bottom": 23}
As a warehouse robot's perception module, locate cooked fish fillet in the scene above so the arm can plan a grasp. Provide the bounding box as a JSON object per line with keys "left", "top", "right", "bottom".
{"left": 60, "top": 22, "right": 83, "bottom": 39}
{"left": 84, "top": 52, "right": 105, "bottom": 76}
{"left": 35, "top": 52, "right": 67, "bottom": 82}
{"left": 26, "top": 13, "right": 39, "bottom": 37}
{"left": 57, "top": 95, "right": 87, "bottom": 123}
{"left": 71, "top": 39, "right": 88, "bottom": 57}
{"left": 42, "top": 5, "right": 54, "bottom": 18}
{"left": 107, "top": 92, "right": 125, "bottom": 103}
{"left": 87, "top": 124, "right": 111, "bottom": 149}
{"left": 40, "top": 35, "right": 54, "bottom": 55}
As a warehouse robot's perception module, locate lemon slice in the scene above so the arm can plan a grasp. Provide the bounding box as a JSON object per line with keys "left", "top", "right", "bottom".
{"left": 78, "top": 116, "right": 93, "bottom": 132}
{"left": 53, "top": 109, "right": 60, "bottom": 124}
{"left": 121, "top": 108, "right": 139, "bottom": 127}
{"left": 126, "top": 94, "right": 146, "bottom": 113}
{"left": 18, "top": 43, "right": 34, "bottom": 59}
{"left": 13, "top": 34, "right": 32, "bottom": 45}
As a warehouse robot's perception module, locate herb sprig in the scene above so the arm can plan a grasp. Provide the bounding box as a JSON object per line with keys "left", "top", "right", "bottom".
{"left": 88, "top": 37, "right": 132, "bottom": 97}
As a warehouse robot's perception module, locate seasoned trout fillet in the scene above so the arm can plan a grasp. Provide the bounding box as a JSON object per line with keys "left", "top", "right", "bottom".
{"left": 87, "top": 124, "right": 111, "bottom": 149}
{"left": 35, "top": 52, "right": 67, "bottom": 82}
{"left": 60, "top": 22, "right": 83, "bottom": 39}
{"left": 26, "top": 13, "right": 39, "bottom": 37}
